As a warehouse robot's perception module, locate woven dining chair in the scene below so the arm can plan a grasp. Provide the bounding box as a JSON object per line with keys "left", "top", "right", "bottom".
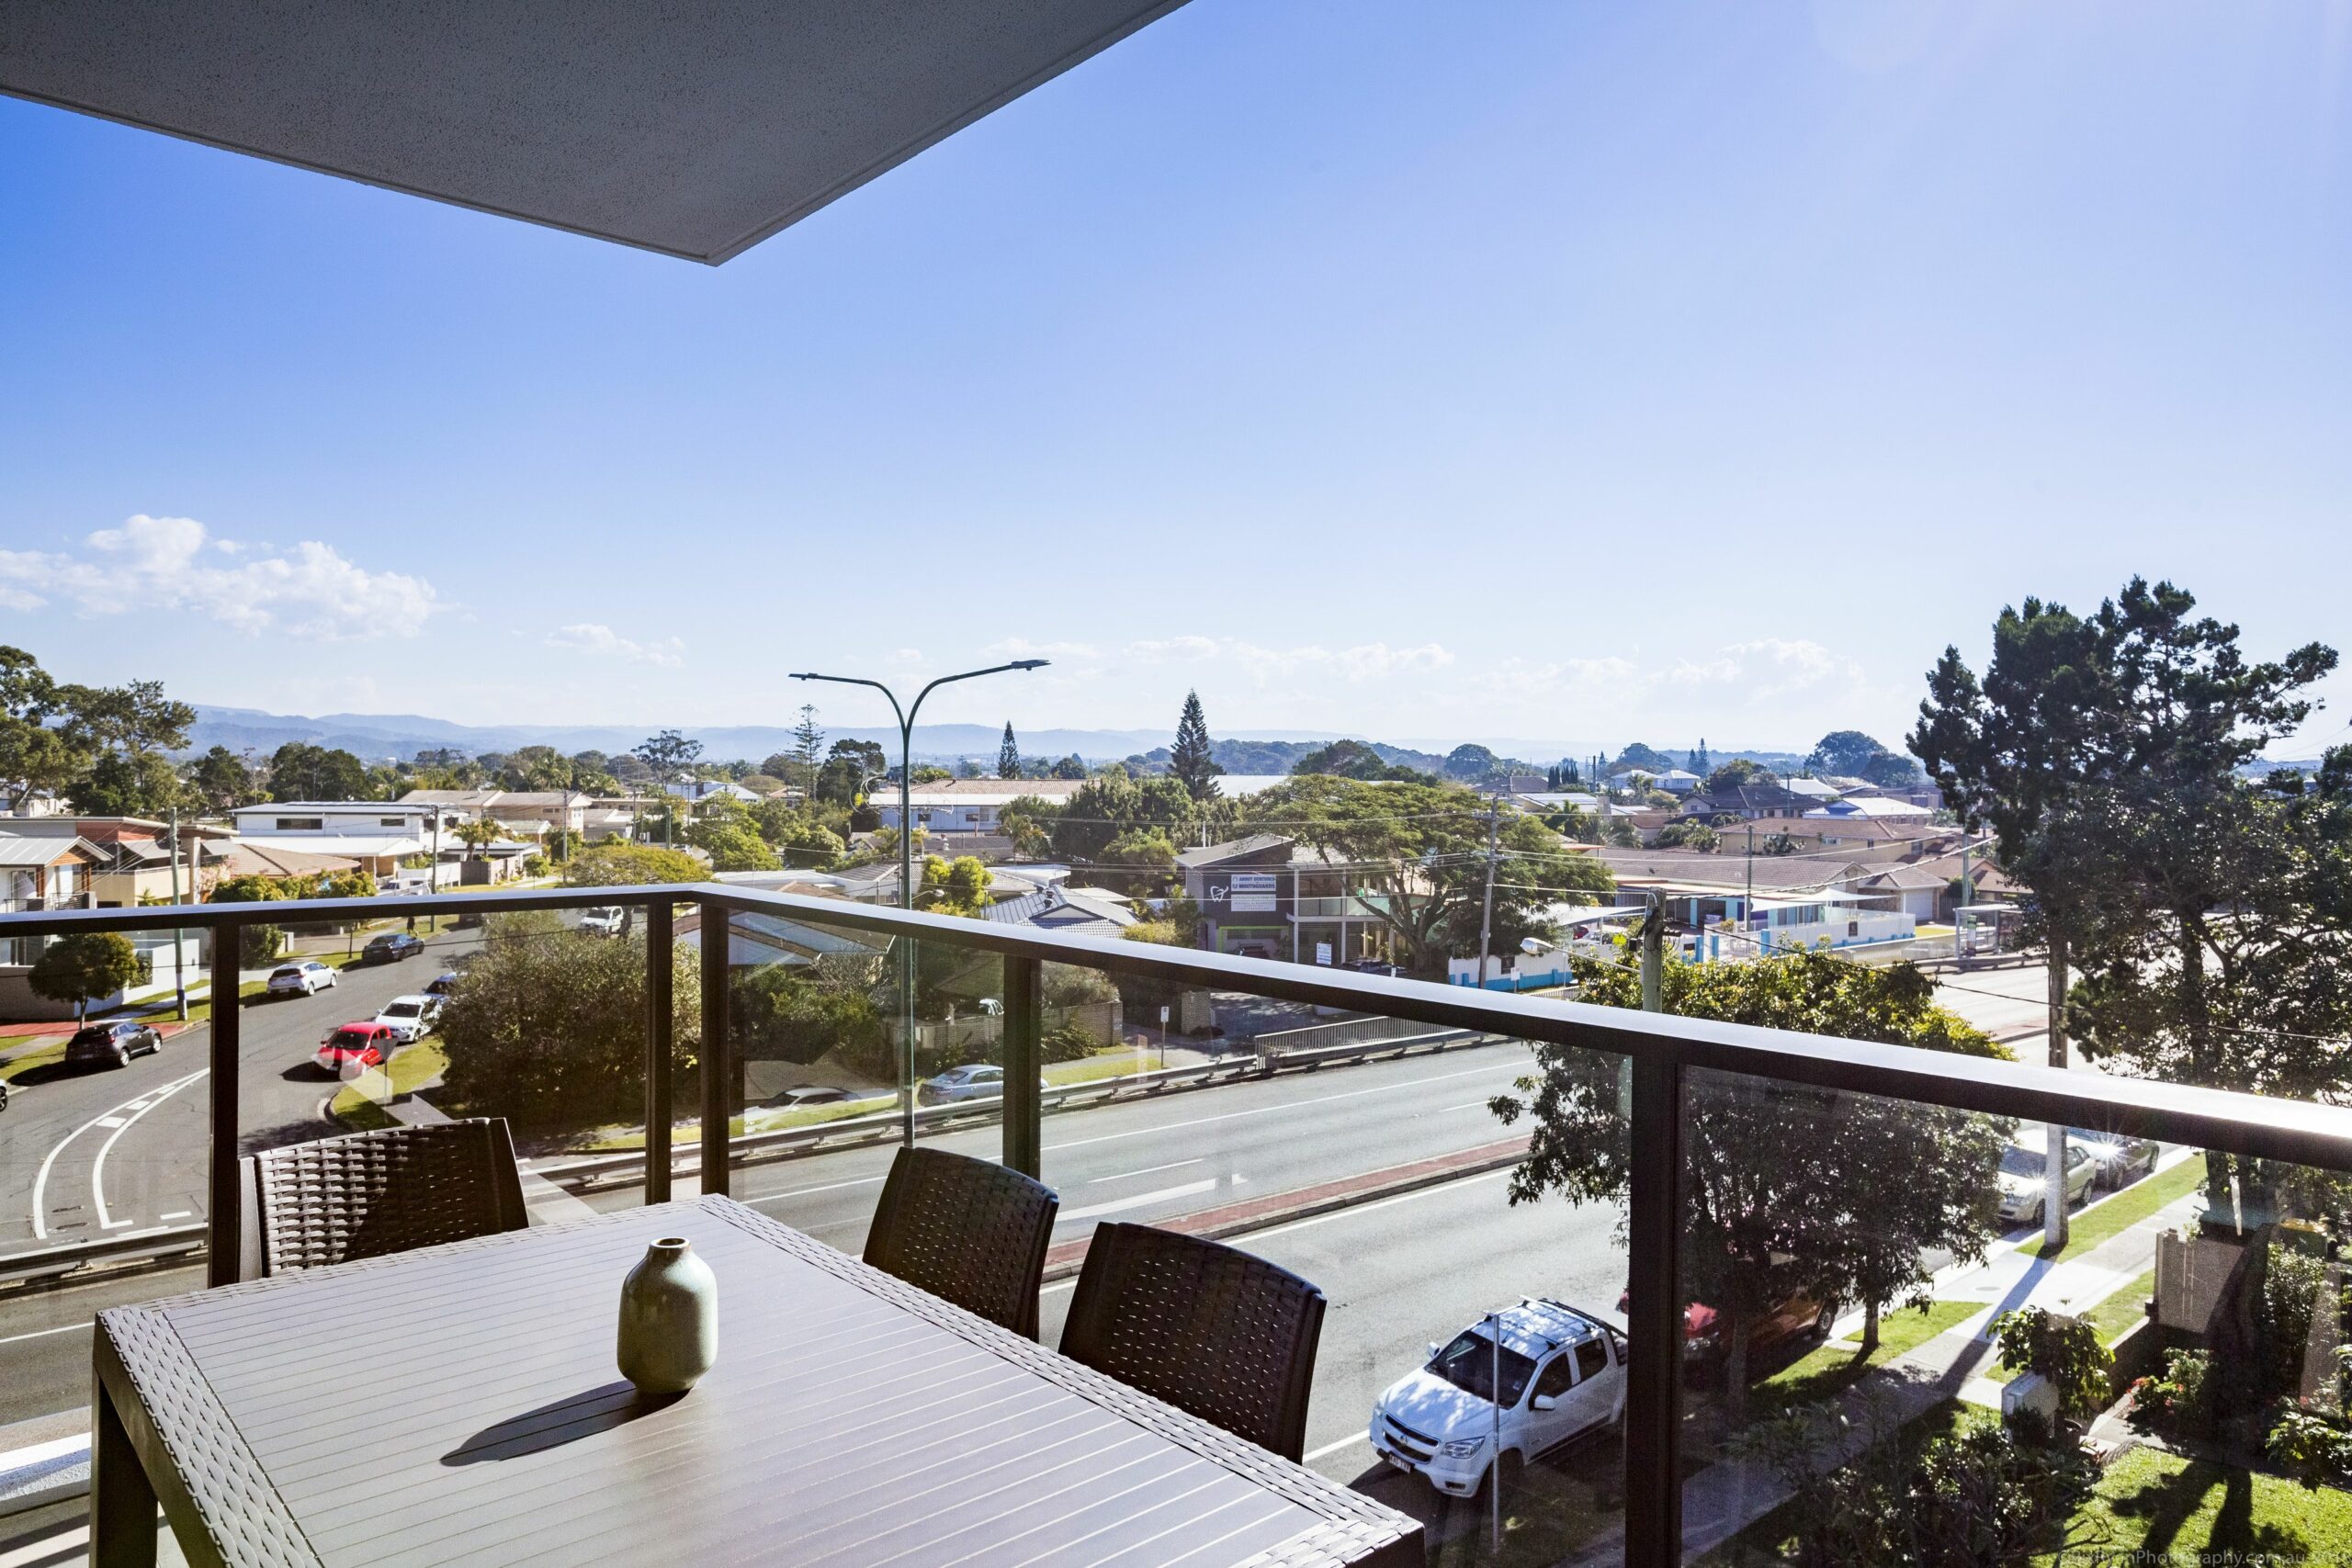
{"left": 862, "top": 1145, "right": 1059, "bottom": 1337}
{"left": 1058, "top": 1223, "right": 1327, "bottom": 1461}
{"left": 242, "top": 1118, "right": 530, "bottom": 1279}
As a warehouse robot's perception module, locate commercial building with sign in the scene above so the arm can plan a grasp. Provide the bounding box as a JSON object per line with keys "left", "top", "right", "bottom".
{"left": 1176, "top": 833, "right": 1391, "bottom": 967}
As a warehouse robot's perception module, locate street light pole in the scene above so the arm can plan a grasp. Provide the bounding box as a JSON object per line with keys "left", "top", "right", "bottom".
{"left": 791, "top": 660, "right": 1048, "bottom": 1144}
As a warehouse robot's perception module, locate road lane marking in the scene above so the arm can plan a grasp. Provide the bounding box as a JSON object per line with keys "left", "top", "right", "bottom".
{"left": 1089, "top": 1159, "right": 1204, "bottom": 1185}
{"left": 0, "top": 1320, "right": 92, "bottom": 1347}
{"left": 1039, "top": 1060, "right": 1528, "bottom": 1156}
{"left": 159, "top": 1210, "right": 194, "bottom": 1222}
{"left": 1306, "top": 1432, "right": 1370, "bottom": 1462}
{"left": 92, "top": 1070, "right": 209, "bottom": 1231}
{"left": 30, "top": 1075, "right": 210, "bottom": 1242}
{"left": 1234, "top": 1168, "right": 1514, "bottom": 1247}
{"left": 746, "top": 1173, "right": 888, "bottom": 1207}
{"left": 1059, "top": 1178, "right": 1218, "bottom": 1224}
{"left": 94, "top": 1118, "right": 127, "bottom": 1129}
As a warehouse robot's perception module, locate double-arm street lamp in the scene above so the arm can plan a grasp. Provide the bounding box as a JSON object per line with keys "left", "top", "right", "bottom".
{"left": 789, "top": 660, "right": 1049, "bottom": 910}
{"left": 789, "top": 660, "right": 1048, "bottom": 1143}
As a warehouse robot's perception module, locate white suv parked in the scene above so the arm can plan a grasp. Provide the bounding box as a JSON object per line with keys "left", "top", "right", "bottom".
{"left": 372, "top": 994, "right": 443, "bottom": 1043}
{"left": 266, "top": 960, "right": 338, "bottom": 998}
{"left": 1370, "top": 1299, "right": 1626, "bottom": 1497}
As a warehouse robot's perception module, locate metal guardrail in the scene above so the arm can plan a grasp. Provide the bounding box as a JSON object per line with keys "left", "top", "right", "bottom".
{"left": 532, "top": 1027, "right": 1494, "bottom": 1190}
{"left": 0, "top": 1225, "right": 207, "bottom": 1290}
{"left": 10, "top": 883, "right": 2352, "bottom": 1567}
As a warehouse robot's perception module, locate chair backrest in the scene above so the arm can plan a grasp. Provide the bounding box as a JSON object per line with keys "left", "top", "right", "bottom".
{"left": 1058, "top": 1223, "right": 1327, "bottom": 1461}
{"left": 246, "top": 1118, "right": 529, "bottom": 1278}
{"left": 863, "top": 1145, "right": 1058, "bottom": 1337}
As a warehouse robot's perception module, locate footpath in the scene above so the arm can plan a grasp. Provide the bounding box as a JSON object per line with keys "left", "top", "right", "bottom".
{"left": 1566, "top": 1157, "right": 2200, "bottom": 1565}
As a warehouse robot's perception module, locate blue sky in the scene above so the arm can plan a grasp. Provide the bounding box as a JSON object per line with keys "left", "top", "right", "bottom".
{"left": 3, "top": 0, "right": 2346, "bottom": 758}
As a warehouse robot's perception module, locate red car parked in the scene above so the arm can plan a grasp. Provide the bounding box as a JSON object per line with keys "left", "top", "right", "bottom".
{"left": 316, "top": 1022, "right": 397, "bottom": 1077}
{"left": 1615, "top": 1286, "right": 1840, "bottom": 1381}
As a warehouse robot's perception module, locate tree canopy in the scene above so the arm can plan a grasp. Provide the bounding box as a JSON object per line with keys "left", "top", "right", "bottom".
{"left": 28, "top": 931, "right": 144, "bottom": 1021}
{"left": 1170, "top": 691, "right": 1221, "bottom": 801}
{"left": 1238, "top": 774, "right": 1612, "bottom": 977}
{"left": 1494, "top": 949, "right": 2011, "bottom": 1418}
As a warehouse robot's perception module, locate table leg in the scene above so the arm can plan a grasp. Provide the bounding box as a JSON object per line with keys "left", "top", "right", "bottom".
{"left": 91, "top": 1371, "right": 158, "bottom": 1568}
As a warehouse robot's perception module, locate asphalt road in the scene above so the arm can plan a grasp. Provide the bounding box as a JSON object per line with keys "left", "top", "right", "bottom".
{"left": 635, "top": 1042, "right": 1548, "bottom": 1258}
{"left": 1, "top": 931, "right": 480, "bottom": 1256}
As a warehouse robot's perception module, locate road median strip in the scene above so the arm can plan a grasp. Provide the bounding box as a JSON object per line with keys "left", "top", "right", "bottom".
{"left": 1039, "top": 1134, "right": 1531, "bottom": 1281}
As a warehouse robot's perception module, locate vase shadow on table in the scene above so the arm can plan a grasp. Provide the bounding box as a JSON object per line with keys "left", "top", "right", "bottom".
{"left": 444, "top": 1382, "right": 684, "bottom": 1465}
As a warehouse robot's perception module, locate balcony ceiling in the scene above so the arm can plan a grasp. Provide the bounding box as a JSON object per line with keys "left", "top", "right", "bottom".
{"left": 0, "top": 0, "right": 1188, "bottom": 264}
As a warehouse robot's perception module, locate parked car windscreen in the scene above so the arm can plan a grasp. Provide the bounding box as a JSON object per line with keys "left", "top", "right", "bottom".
{"left": 326, "top": 1028, "right": 376, "bottom": 1049}
{"left": 272, "top": 965, "right": 301, "bottom": 978}
{"left": 1427, "top": 1330, "right": 1538, "bottom": 1407}
{"left": 1999, "top": 1146, "right": 2047, "bottom": 1179}
{"left": 382, "top": 1002, "right": 422, "bottom": 1019}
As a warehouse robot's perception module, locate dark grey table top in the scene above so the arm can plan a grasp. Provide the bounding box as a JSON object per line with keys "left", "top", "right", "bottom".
{"left": 97, "top": 1194, "right": 1419, "bottom": 1567}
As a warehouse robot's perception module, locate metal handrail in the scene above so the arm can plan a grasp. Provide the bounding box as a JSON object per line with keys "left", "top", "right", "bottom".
{"left": 9, "top": 881, "right": 2352, "bottom": 1567}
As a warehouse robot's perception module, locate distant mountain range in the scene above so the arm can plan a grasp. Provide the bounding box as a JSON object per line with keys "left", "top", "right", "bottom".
{"left": 183, "top": 705, "right": 1191, "bottom": 765}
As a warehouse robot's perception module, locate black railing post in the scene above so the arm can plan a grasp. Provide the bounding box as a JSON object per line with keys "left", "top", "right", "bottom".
{"left": 1002, "top": 954, "right": 1043, "bottom": 1179}
{"left": 1623, "top": 1053, "right": 1685, "bottom": 1566}
{"left": 700, "top": 896, "right": 731, "bottom": 1195}
{"left": 643, "top": 899, "right": 673, "bottom": 1205}
{"left": 207, "top": 920, "right": 242, "bottom": 1288}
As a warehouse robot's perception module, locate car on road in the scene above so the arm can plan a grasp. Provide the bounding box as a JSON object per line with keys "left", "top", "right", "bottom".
{"left": 914, "top": 1065, "right": 1049, "bottom": 1106}
{"left": 372, "top": 995, "right": 442, "bottom": 1043}
{"left": 315, "top": 1022, "right": 397, "bottom": 1077}
{"left": 361, "top": 931, "right": 425, "bottom": 964}
{"left": 1370, "top": 1299, "right": 1625, "bottom": 1498}
{"left": 769, "top": 1085, "right": 864, "bottom": 1109}
{"left": 1996, "top": 1138, "right": 2098, "bottom": 1225}
{"left": 424, "top": 970, "right": 462, "bottom": 998}
{"left": 1612, "top": 1284, "right": 1840, "bottom": 1379}
{"left": 579, "top": 907, "right": 625, "bottom": 938}
{"left": 266, "top": 960, "right": 339, "bottom": 998}
{"left": 2068, "top": 1128, "right": 2160, "bottom": 1190}
{"left": 63, "top": 1020, "right": 164, "bottom": 1071}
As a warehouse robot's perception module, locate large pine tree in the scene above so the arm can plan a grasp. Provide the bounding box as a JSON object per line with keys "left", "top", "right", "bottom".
{"left": 1170, "top": 690, "right": 1220, "bottom": 801}
{"left": 997, "top": 723, "right": 1021, "bottom": 780}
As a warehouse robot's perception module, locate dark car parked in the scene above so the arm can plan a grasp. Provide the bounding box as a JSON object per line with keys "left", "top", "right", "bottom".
{"left": 65, "top": 1020, "right": 164, "bottom": 1070}
{"left": 362, "top": 931, "right": 425, "bottom": 964}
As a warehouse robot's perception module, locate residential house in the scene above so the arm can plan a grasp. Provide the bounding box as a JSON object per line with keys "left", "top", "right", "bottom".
{"left": 982, "top": 885, "right": 1137, "bottom": 939}
{"left": 0, "top": 832, "right": 122, "bottom": 1016}
{"left": 662, "top": 780, "right": 763, "bottom": 807}
{"left": 1672, "top": 783, "right": 1815, "bottom": 823}
{"left": 398, "top": 788, "right": 591, "bottom": 836}
{"left": 1589, "top": 846, "right": 1917, "bottom": 957}
{"left": 1608, "top": 767, "right": 1702, "bottom": 795}
{"left": 867, "top": 778, "right": 1089, "bottom": 841}
{"left": 228, "top": 800, "right": 456, "bottom": 874}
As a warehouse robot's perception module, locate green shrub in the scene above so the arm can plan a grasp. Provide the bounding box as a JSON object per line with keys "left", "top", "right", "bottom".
{"left": 241, "top": 924, "right": 286, "bottom": 966}
{"left": 2258, "top": 1245, "right": 2330, "bottom": 1401}
{"left": 2132, "top": 1348, "right": 2216, "bottom": 1438}
{"left": 2265, "top": 1408, "right": 2352, "bottom": 1490}
{"left": 1041, "top": 1021, "right": 1098, "bottom": 1062}
{"left": 1993, "top": 1307, "right": 2113, "bottom": 1422}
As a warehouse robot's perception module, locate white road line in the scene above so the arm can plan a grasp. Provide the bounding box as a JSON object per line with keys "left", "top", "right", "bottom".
{"left": 747, "top": 1173, "right": 888, "bottom": 1207}
{"left": 1039, "top": 1060, "right": 1526, "bottom": 1156}
{"left": 1059, "top": 1178, "right": 1218, "bottom": 1224}
{"left": 92, "top": 1070, "right": 208, "bottom": 1231}
{"left": 93, "top": 1117, "right": 127, "bottom": 1129}
{"left": 0, "top": 1320, "right": 92, "bottom": 1348}
{"left": 158, "top": 1210, "right": 194, "bottom": 1222}
{"left": 1305, "top": 1431, "right": 1371, "bottom": 1462}
{"left": 30, "top": 1075, "right": 208, "bottom": 1242}
{"left": 1089, "top": 1158, "right": 1204, "bottom": 1186}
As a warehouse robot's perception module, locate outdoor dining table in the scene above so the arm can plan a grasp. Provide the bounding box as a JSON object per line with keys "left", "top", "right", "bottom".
{"left": 90, "top": 1193, "right": 1420, "bottom": 1567}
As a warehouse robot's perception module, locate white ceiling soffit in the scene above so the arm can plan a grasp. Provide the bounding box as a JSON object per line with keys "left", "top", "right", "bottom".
{"left": 0, "top": 0, "right": 1190, "bottom": 265}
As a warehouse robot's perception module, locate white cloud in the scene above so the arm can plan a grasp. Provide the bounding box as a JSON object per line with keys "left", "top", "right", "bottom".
{"left": 1122, "top": 636, "right": 1453, "bottom": 683}
{"left": 545, "top": 623, "right": 685, "bottom": 667}
{"left": 887, "top": 648, "right": 925, "bottom": 668}
{"left": 0, "top": 513, "right": 444, "bottom": 639}
{"left": 1125, "top": 635, "right": 1219, "bottom": 662}
{"left": 985, "top": 638, "right": 1100, "bottom": 660}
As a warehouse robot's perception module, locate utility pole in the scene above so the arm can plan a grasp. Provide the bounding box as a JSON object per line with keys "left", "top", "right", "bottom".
{"left": 1640, "top": 890, "right": 1665, "bottom": 1013}
{"left": 2044, "top": 924, "right": 2070, "bottom": 1250}
{"left": 1956, "top": 835, "right": 1973, "bottom": 960}
{"left": 1745, "top": 824, "right": 1755, "bottom": 931}
{"left": 167, "top": 805, "right": 188, "bottom": 1021}
{"left": 1475, "top": 788, "right": 1501, "bottom": 988}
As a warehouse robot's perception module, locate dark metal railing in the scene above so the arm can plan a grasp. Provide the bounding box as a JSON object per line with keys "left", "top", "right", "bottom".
{"left": 10, "top": 881, "right": 2352, "bottom": 1566}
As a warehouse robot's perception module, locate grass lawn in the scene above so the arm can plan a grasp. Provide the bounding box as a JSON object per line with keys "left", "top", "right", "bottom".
{"left": 2048, "top": 1446, "right": 2352, "bottom": 1563}
{"left": 0, "top": 1036, "right": 65, "bottom": 1084}
{"left": 2026, "top": 1157, "right": 2203, "bottom": 1261}
{"left": 1758, "top": 1300, "right": 1983, "bottom": 1411}
{"left": 329, "top": 1039, "right": 450, "bottom": 1121}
